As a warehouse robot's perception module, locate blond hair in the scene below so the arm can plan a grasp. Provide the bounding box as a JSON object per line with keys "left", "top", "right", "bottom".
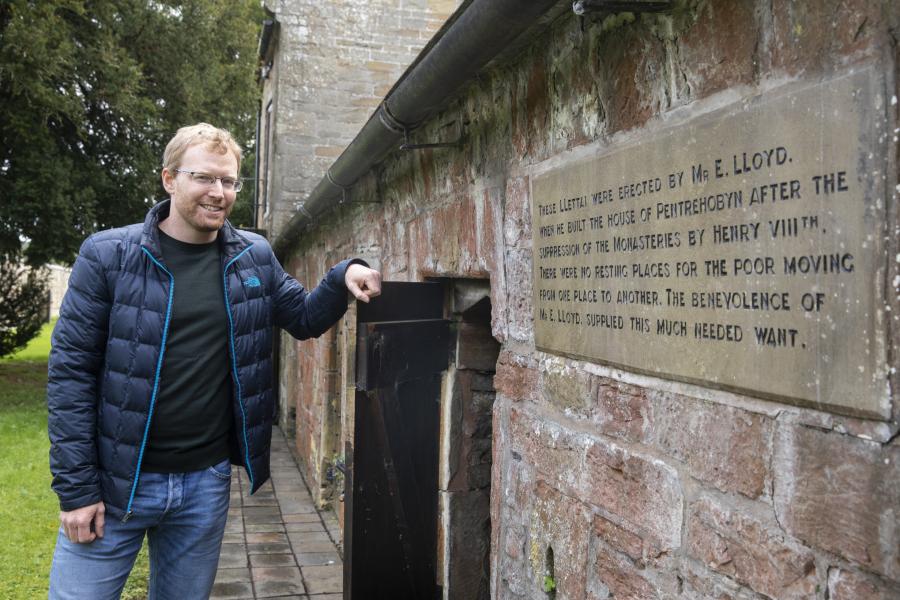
{"left": 162, "top": 123, "right": 242, "bottom": 172}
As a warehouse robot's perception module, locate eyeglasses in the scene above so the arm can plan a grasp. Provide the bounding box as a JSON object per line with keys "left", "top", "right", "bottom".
{"left": 175, "top": 169, "right": 243, "bottom": 192}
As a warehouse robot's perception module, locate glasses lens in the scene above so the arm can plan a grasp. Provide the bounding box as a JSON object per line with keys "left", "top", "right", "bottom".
{"left": 180, "top": 170, "right": 241, "bottom": 192}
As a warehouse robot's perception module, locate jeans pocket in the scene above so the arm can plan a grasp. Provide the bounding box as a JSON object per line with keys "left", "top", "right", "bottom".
{"left": 207, "top": 459, "right": 232, "bottom": 480}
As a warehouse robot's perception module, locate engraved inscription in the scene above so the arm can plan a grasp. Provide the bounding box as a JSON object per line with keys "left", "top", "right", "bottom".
{"left": 531, "top": 68, "right": 890, "bottom": 419}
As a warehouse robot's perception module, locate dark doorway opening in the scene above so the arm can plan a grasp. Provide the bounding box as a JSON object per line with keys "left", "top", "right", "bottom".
{"left": 346, "top": 282, "right": 449, "bottom": 600}
{"left": 344, "top": 280, "right": 500, "bottom": 600}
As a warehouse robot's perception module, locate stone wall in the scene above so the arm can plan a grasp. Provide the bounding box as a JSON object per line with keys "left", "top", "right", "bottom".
{"left": 259, "top": 0, "right": 458, "bottom": 239}
{"left": 259, "top": 0, "right": 459, "bottom": 444}
{"left": 46, "top": 264, "right": 70, "bottom": 318}
{"left": 277, "top": 1, "right": 900, "bottom": 597}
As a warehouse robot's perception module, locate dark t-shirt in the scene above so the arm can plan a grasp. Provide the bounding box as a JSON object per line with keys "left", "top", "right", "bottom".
{"left": 141, "top": 229, "right": 232, "bottom": 473}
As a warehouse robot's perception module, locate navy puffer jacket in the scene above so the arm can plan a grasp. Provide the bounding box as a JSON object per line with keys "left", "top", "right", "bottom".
{"left": 48, "top": 200, "right": 353, "bottom": 520}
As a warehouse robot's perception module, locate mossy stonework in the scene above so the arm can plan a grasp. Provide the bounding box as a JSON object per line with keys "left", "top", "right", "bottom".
{"left": 261, "top": 1, "right": 900, "bottom": 597}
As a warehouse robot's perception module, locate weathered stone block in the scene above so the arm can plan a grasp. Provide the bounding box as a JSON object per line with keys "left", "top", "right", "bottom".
{"left": 504, "top": 523, "right": 526, "bottom": 561}
{"left": 494, "top": 352, "right": 539, "bottom": 402}
{"left": 828, "top": 567, "right": 900, "bottom": 600}
{"left": 430, "top": 203, "right": 464, "bottom": 272}
{"left": 586, "top": 546, "right": 659, "bottom": 600}
{"left": 503, "top": 248, "right": 533, "bottom": 343}
{"left": 686, "top": 495, "right": 817, "bottom": 598}
{"left": 406, "top": 213, "right": 431, "bottom": 276}
{"left": 650, "top": 394, "right": 773, "bottom": 499}
{"left": 582, "top": 438, "right": 683, "bottom": 550}
{"left": 504, "top": 176, "right": 532, "bottom": 249}
{"left": 596, "top": 25, "right": 667, "bottom": 134}
{"left": 592, "top": 515, "right": 644, "bottom": 562}
{"left": 511, "top": 59, "right": 550, "bottom": 161}
{"left": 529, "top": 480, "right": 591, "bottom": 600}
{"left": 677, "top": 559, "right": 765, "bottom": 600}
{"left": 508, "top": 404, "right": 581, "bottom": 492}
{"left": 476, "top": 189, "right": 500, "bottom": 277}
{"left": 546, "top": 25, "right": 603, "bottom": 153}
{"left": 494, "top": 465, "right": 532, "bottom": 598}
{"left": 594, "top": 379, "right": 651, "bottom": 444}
{"left": 678, "top": 0, "right": 760, "bottom": 96}
{"left": 771, "top": 0, "right": 883, "bottom": 74}
{"left": 774, "top": 423, "right": 900, "bottom": 580}
{"left": 491, "top": 404, "right": 521, "bottom": 515}
{"left": 541, "top": 362, "right": 596, "bottom": 415}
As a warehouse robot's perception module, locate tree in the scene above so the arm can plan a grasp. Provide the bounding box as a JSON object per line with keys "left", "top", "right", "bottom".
{"left": 0, "top": 252, "right": 48, "bottom": 357}
{"left": 0, "top": 0, "right": 263, "bottom": 266}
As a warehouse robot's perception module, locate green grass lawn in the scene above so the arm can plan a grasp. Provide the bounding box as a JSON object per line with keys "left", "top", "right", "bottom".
{"left": 0, "top": 321, "right": 148, "bottom": 599}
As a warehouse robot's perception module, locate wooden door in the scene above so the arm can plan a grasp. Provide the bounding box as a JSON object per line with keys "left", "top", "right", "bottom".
{"left": 345, "top": 282, "right": 449, "bottom": 600}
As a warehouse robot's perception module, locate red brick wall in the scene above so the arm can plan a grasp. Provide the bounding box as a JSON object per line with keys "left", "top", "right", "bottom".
{"left": 281, "top": 1, "right": 900, "bottom": 596}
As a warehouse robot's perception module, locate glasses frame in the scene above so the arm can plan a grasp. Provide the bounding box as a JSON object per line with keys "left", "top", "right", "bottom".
{"left": 174, "top": 169, "right": 243, "bottom": 192}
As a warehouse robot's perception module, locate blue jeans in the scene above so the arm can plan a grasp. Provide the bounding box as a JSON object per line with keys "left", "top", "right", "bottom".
{"left": 49, "top": 459, "right": 232, "bottom": 600}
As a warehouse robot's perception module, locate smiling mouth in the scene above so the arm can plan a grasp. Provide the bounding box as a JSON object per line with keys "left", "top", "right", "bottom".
{"left": 201, "top": 204, "right": 224, "bottom": 213}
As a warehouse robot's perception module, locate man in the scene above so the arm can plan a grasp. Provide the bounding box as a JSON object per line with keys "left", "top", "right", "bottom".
{"left": 47, "top": 123, "right": 381, "bottom": 599}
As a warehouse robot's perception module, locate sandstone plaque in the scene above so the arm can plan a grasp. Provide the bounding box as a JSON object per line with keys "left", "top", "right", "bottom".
{"left": 531, "top": 67, "right": 891, "bottom": 419}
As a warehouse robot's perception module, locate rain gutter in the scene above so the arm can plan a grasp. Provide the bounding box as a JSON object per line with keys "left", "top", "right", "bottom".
{"left": 272, "top": 0, "right": 563, "bottom": 259}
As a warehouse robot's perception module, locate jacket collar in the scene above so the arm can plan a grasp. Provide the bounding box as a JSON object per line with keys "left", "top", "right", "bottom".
{"left": 140, "top": 199, "right": 252, "bottom": 263}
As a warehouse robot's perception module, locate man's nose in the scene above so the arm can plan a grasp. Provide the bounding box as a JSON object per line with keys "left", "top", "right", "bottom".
{"left": 208, "top": 179, "right": 225, "bottom": 197}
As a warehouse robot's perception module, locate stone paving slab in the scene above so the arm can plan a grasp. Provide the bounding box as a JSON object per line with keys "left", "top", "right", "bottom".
{"left": 284, "top": 513, "right": 320, "bottom": 523}
{"left": 302, "top": 565, "right": 343, "bottom": 595}
{"left": 250, "top": 553, "right": 296, "bottom": 568}
{"left": 285, "top": 521, "right": 326, "bottom": 533}
{"left": 253, "top": 566, "right": 305, "bottom": 597}
{"left": 210, "top": 427, "right": 343, "bottom": 600}
{"left": 295, "top": 551, "right": 341, "bottom": 567}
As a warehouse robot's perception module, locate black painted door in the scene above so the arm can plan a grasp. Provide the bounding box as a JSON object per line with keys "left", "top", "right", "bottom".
{"left": 345, "top": 282, "right": 449, "bottom": 600}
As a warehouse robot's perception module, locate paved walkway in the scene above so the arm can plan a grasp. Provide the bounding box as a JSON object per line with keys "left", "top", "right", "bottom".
{"left": 210, "top": 427, "right": 344, "bottom": 599}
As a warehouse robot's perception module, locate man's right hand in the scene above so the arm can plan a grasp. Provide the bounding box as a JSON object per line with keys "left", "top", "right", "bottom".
{"left": 60, "top": 501, "right": 105, "bottom": 543}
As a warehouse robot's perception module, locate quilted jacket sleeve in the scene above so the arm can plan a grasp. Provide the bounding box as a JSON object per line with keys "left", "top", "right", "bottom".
{"left": 47, "top": 236, "right": 111, "bottom": 511}
{"left": 270, "top": 250, "right": 363, "bottom": 340}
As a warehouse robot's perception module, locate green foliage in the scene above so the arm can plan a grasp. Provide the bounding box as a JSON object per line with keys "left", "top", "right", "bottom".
{"left": 0, "top": 361, "right": 58, "bottom": 598}
{"left": 0, "top": 253, "right": 49, "bottom": 357}
{"left": 0, "top": 0, "right": 263, "bottom": 265}
{"left": 0, "top": 335, "right": 149, "bottom": 598}
{"left": 3, "top": 317, "right": 54, "bottom": 362}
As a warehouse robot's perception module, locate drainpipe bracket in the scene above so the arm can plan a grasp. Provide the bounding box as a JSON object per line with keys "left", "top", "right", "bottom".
{"left": 325, "top": 170, "right": 381, "bottom": 205}
{"left": 378, "top": 103, "right": 412, "bottom": 136}
{"left": 380, "top": 102, "right": 462, "bottom": 151}
{"left": 326, "top": 170, "right": 354, "bottom": 206}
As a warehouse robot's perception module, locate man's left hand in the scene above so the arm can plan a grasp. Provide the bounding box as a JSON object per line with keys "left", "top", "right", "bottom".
{"left": 345, "top": 264, "right": 382, "bottom": 303}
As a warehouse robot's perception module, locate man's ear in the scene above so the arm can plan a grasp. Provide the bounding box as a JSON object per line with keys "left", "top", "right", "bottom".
{"left": 161, "top": 168, "right": 176, "bottom": 194}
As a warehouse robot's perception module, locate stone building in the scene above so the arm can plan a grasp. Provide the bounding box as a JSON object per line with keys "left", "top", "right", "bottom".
{"left": 46, "top": 264, "right": 71, "bottom": 319}
{"left": 257, "top": 0, "right": 899, "bottom": 598}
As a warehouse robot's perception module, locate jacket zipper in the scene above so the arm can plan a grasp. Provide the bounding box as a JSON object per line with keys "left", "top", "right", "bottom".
{"left": 124, "top": 248, "right": 175, "bottom": 522}
{"left": 223, "top": 245, "right": 255, "bottom": 490}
